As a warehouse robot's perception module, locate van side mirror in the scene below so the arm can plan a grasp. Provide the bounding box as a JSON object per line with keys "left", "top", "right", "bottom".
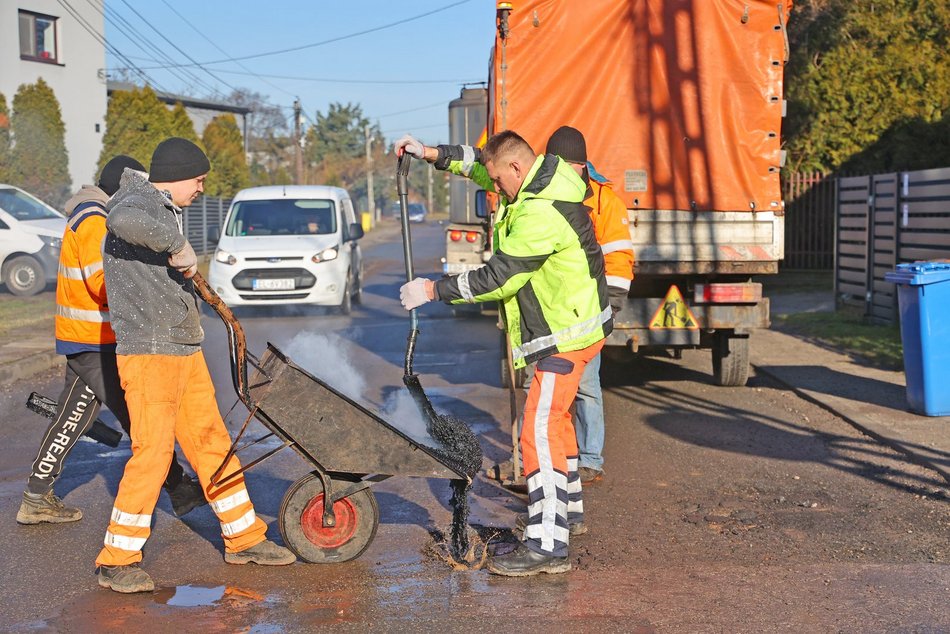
{"left": 348, "top": 222, "right": 364, "bottom": 241}
{"left": 475, "top": 189, "right": 488, "bottom": 219}
{"left": 207, "top": 225, "right": 220, "bottom": 244}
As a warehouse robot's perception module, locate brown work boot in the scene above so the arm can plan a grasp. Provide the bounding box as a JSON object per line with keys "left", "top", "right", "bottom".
{"left": 16, "top": 491, "right": 83, "bottom": 525}
{"left": 577, "top": 466, "right": 604, "bottom": 484}
{"left": 225, "top": 540, "right": 296, "bottom": 566}
{"left": 514, "top": 513, "right": 587, "bottom": 537}
{"left": 98, "top": 563, "right": 155, "bottom": 593}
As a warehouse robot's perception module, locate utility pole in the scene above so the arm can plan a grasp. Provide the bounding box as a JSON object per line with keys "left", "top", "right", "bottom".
{"left": 293, "top": 98, "right": 303, "bottom": 185}
{"left": 365, "top": 125, "right": 376, "bottom": 222}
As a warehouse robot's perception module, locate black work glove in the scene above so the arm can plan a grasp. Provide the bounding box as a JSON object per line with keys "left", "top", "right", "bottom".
{"left": 608, "top": 285, "right": 627, "bottom": 316}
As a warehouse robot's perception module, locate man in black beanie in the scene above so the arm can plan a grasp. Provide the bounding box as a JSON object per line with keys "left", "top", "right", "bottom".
{"left": 17, "top": 155, "right": 206, "bottom": 527}
{"left": 96, "top": 138, "right": 295, "bottom": 594}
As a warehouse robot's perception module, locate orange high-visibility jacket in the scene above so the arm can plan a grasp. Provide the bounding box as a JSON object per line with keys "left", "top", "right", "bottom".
{"left": 587, "top": 179, "right": 634, "bottom": 291}
{"left": 55, "top": 186, "right": 115, "bottom": 354}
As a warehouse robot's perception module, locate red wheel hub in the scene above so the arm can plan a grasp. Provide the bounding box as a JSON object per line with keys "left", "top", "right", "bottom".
{"left": 300, "top": 493, "right": 358, "bottom": 549}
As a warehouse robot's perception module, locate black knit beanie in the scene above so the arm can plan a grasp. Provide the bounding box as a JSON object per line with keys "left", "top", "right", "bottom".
{"left": 149, "top": 137, "right": 211, "bottom": 183}
{"left": 98, "top": 155, "right": 145, "bottom": 196}
{"left": 546, "top": 125, "right": 587, "bottom": 164}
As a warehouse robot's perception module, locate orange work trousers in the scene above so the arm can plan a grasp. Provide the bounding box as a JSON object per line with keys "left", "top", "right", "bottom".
{"left": 521, "top": 339, "right": 604, "bottom": 557}
{"left": 96, "top": 351, "right": 267, "bottom": 567}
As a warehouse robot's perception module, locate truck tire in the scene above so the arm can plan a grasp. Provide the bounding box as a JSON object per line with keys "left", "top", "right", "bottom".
{"left": 712, "top": 332, "right": 750, "bottom": 387}
{"left": 3, "top": 255, "right": 45, "bottom": 296}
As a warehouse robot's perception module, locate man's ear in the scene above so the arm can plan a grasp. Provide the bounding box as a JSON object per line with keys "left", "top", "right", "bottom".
{"left": 510, "top": 159, "right": 523, "bottom": 180}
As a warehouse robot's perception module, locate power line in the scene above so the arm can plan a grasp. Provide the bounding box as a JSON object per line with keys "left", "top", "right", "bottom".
{"left": 116, "top": 0, "right": 242, "bottom": 96}
{"left": 55, "top": 0, "right": 166, "bottom": 91}
{"left": 376, "top": 100, "right": 448, "bottom": 118}
{"left": 115, "top": 0, "right": 473, "bottom": 70}
{"left": 85, "top": 0, "right": 218, "bottom": 96}
{"left": 209, "top": 69, "right": 483, "bottom": 86}
{"left": 156, "top": 0, "right": 296, "bottom": 101}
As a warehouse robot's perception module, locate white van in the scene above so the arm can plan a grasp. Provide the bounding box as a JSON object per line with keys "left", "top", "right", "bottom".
{"left": 207, "top": 185, "right": 364, "bottom": 312}
{"left": 0, "top": 184, "right": 66, "bottom": 296}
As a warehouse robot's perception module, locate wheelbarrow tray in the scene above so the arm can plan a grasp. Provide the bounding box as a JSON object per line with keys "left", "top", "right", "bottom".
{"left": 249, "top": 343, "right": 467, "bottom": 480}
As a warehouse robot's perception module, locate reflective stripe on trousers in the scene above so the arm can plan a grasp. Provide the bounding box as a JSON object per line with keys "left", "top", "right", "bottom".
{"left": 520, "top": 339, "right": 604, "bottom": 557}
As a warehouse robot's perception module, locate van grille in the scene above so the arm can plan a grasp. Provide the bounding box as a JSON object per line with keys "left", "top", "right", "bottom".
{"left": 231, "top": 268, "right": 315, "bottom": 291}
{"left": 245, "top": 256, "right": 304, "bottom": 262}
{"left": 238, "top": 293, "right": 311, "bottom": 301}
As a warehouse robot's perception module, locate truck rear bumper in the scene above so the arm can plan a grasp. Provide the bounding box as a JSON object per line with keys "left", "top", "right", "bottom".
{"left": 606, "top": 299, "right": 770, "bottom": 348}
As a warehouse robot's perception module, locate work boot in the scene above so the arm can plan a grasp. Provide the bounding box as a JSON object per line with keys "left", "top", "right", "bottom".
{"left": 16, "top": 490, "right": 82, "bottom": 525}
{"left": 514, "top": 513, "right": 587, "bottom": 537}
{"left": 577, "top": 466, "right": 604, "bottom": 484}
{"left": 225, "top": 540, "right": 296, "bottom": 566}
{"left": 97, "top": 563, "right": 155, "bottom": 593}
{"left": 167, "top": 475, "right": 208, "bottom": 518}
{"left": 486, "top": 543, "right": 571, "bottom": 577}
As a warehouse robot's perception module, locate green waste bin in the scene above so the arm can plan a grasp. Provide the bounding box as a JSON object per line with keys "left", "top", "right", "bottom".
{"left": 884, "top": 261, "right": 950, "bottom": 416}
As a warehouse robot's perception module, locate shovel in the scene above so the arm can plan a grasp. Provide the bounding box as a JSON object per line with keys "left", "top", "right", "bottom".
{"left": 395, "top": 152, "right": 444, "bottom": 431}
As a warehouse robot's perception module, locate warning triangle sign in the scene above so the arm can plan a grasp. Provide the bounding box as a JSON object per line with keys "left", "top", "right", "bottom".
{"left": 649, "top": 285, "right": 699, "bottom": 330}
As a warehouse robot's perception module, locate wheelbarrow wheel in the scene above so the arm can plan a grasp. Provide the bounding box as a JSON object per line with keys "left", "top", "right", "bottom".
{"left": 279, "top": 472, "right": 379, "bottom": 563}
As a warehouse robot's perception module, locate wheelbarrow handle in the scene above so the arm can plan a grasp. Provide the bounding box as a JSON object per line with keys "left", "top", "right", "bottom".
{"left": 192, "top": 272, "right": 253, "bottom": 408}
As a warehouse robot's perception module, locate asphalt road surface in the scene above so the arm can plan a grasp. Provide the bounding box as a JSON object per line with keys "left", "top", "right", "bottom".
{"left": 0, "top": 220, "right": 947, "bottom": 632}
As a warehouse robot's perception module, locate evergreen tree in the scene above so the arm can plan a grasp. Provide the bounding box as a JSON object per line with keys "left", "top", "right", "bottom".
{"left": 169, "top": 102, "right": 200, "bottom": 146}
{"left": 202, "top": 113, "right": 249, "bottom": 198}
{"left": 0, "top": 93, "right": 10, "bottom": 182}
{"left": 785, "top": 0, "right": 950, "bottom": 173}
{"left": 98, "top": 86, "right": 174, "bottom": 175}
{"left": 9, "top": 78, "right": 71, "bottom": 207}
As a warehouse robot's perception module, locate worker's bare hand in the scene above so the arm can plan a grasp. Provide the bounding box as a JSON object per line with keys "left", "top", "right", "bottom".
{"left": 169, "top": 241, "right": 198, "bottom": 279}
{"left": 400, "top": 277, "right": 434, "bottom": 310}
{"left": 394, "top": 134, "right": 426, "bottom": 160}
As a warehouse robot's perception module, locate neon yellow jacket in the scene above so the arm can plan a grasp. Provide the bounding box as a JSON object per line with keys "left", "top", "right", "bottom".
{"left": 433, "top": 146, "right": 611, "bottom": 368}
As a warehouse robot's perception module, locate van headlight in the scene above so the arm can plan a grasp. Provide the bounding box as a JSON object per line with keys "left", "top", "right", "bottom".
{"left": 214, "top": 249, "right": 236, "bottom": 265}
{"left": 41, "top": 235, "right": 62, "bottom": 250}
{"left": 312, "top": 246, "right": 338, "bottom": 263}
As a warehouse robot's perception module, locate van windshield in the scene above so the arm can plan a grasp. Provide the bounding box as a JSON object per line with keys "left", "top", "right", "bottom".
{"left": 0, "top": 188, "right": 62, "bottom": 221}
{"left": 226, "top": 199, "right": 337, "bottom": 237}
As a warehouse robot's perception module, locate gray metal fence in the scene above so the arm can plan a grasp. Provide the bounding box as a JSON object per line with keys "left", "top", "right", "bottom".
{"left": 183, "top": 195, "right": 231, "bottom": 256}
{"left": 835, "top": 167, "right": 950, "bottom": 323}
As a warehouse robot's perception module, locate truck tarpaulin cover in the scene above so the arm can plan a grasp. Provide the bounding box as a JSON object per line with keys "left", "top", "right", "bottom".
{"left": 490, "top": 0, "right": 792, "bottom": 213}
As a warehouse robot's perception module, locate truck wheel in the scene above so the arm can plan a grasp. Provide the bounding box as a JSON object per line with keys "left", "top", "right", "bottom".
{"left": 279, "top": 473, "right": 379, "bottom": 563}
{"left": 712, "top": 332, "right": 750, "bottom": 387}
{"left": 351, "top": 269, "right": 363, "bottom": 305}
{"left": 3, "top": 255, "right": 45, "bottom": 296}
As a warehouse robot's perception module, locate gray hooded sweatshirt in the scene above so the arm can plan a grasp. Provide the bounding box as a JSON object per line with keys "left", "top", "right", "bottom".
{"left": 103, "top": 169, "right": 203, "bottom": 356}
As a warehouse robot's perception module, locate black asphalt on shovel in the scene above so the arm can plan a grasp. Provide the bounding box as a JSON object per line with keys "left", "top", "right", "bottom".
{"left": 396, "top": 152, "right": 441, "bottom": 425}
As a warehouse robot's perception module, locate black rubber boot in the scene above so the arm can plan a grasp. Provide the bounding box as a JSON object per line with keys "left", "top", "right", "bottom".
{"left": 486, "top": 543, "right": 571, "bottom": 577}
{"left": 167, "top": 475, "right": 207, "bottom": 518}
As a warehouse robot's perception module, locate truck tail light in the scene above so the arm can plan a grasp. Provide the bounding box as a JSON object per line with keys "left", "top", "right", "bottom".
{"left": 449, "top": 230, "right": 463, "bottom": 242}
{"left": 465, "top": 231, "right": 479, "bottom": 243}
{"left": 694, "top": 283, "right": 762, "bottom": 304}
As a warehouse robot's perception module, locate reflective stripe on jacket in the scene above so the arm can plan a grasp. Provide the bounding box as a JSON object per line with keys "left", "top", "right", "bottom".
{"left": 55, "top": 187, "right": 114, "bottom": 354}
{"left": 433, "top": 146, "right": 612, "bottom": 368}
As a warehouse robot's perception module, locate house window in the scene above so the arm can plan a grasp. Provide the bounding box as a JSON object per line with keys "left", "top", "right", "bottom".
{"left": 19, "top": 10, "right": 59, "bottom": 63}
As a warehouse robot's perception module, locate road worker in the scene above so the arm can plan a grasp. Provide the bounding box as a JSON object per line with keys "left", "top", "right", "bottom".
{"left": 95, "top": 138, "right": 295, "bottom": 594}
{"left": 17, "top": 155, "right": 205, "bottom": 526}
{"left": 395, "top": 130, "right": 611, "bottom": 576}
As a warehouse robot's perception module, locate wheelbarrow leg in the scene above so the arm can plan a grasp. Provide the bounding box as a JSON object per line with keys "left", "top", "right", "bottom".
{"left": 315, "top": 468, "right": 336, "bottom": 527}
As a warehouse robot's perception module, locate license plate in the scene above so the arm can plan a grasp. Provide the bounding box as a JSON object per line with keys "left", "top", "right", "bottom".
{"left": 252, "top": 278, "right": 294, "bottom": 291}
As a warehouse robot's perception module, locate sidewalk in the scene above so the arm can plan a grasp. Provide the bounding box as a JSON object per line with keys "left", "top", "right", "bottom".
{"left": 2, "top": 280, "right": 948, "bottom": 485}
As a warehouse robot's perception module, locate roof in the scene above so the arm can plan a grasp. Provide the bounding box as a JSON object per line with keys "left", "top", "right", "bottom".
{"left": 232, "top": 185, "right": 351, "bottom": 201}
{"left": 106, "top": 81, "right": 251, "bottom": 116}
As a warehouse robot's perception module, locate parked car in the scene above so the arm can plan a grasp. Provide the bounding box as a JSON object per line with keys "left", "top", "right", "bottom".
{"left": 207, "top": 186, "right": 364, "bottom": 312}
{"left": 0, "top": 184, "right": 66, "bottom": 296}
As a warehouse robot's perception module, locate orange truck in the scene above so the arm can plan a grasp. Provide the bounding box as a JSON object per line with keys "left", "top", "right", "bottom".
{"left": 472, "top": 0, "right": 792, "bottom": 386}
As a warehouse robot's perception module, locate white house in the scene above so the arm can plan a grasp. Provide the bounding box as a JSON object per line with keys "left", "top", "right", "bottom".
{"left": 0, "top": 2, "right": 107, "bottom": 189}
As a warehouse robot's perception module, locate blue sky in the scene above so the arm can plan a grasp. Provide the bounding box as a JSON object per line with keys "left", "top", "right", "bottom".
{"left": 103, "top": 0, "right": 496, "bottom": 145}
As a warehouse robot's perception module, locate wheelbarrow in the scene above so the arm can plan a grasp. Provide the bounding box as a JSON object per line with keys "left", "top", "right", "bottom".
{"left": 192, "top": 274, "right": 470, "bottom": 564}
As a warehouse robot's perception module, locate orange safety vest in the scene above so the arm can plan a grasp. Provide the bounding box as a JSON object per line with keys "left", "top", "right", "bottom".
{"left": 587, "top": 179, "right": 635, "bottom": 290}
{"left": 55, "top": 201, "right": 114, "bottom": 354}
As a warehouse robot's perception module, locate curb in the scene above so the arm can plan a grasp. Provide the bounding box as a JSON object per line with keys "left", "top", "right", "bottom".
{"left": 0, "top": 349, "right": 63, "bottom": 386}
